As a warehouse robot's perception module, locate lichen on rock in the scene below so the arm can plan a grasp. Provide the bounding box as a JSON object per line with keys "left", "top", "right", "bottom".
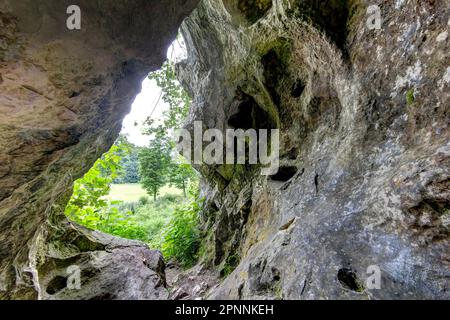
{"left": 0, "top": 0, "right": 198, "bottom": 300}
{"left": 176, "top": 0, "right": 450, "bottom": 299}
{"left": 0, "top": 0, "right": 449, "bottom": 300}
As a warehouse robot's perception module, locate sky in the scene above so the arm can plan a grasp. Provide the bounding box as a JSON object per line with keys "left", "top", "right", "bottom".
{"left": 120, "top": 38, "right": 187, "bottom": 147}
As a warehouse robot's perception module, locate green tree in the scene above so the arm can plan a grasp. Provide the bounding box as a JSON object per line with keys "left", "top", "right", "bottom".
{"left": 141, "top": 57, "right": 198, "bottom": 199}
{"left": 168, "top": 157, "right": 197, "bottom": 197}
{"left": 112, "top": 135, "right": 140, "bottom": 184}
{"left": 66, "top": 144, "right": 125, "bottom": 216}
{"left": 118, "top": 150, "right": 140, "bottom": 183}
{"left": 65, "top": 143, "right": 148, "bottom": 241}
{"left": 139, "top": 133, "right": 172, "bottom": 200}
{"left": 158, "top": 199, "right": 202, "bottom": 267}
{"left": 144, "top": 60, "right": 191, "bottom": 137}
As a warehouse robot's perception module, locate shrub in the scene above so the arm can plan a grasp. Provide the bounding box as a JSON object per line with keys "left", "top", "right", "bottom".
{"left": 158, "top": 199, "right": 202, "bottom": 267}
{"left": 100, "top": 207, "right": 149, "bottom": 241}
{"left": 138, "top": 196, "right": 150, "bottom": 206}
{"left": 135, "top": 203, "right": 172, "bottom": 242}
{"left": 406, "top": 88, "right": 415, "bottom": 105}
{"left": 220, "top": 254, "right": 239, "bottom": 278}
{"left": 133, "top": 194, "right": 184, "bottom": 243}
{"left": 116, "top": 201, "right": 139, "bottom": 214}
{"left": 158, "top": 194, "right": 179, "bottom": 203}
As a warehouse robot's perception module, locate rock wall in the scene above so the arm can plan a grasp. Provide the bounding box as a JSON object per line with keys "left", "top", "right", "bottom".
{"left": 1, "top": 0, "right": 449, "bottom": 300}
{"left": 0, "top": 0, "right": 198, "bottom": 299}
{"left": 178, "top": 0, "right": 450, "bottom": 299}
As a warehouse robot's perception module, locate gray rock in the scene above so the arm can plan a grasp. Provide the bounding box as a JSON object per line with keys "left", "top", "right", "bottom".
{"left": 39, "top": 224, "right": 168, "bottom": 300}
{"left": 177, "top": 0, "right": 450, "bottom": 299}
{"left": 0, "top": 0, "right": 198, "bottom": 299}
{"left": 1, "top": 0, "right": 449, "bottom": 300}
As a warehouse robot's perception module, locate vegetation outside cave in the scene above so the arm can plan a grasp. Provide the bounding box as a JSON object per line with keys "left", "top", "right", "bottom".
{"left": 65, "top": 36, "right": 202, "bottom": 268}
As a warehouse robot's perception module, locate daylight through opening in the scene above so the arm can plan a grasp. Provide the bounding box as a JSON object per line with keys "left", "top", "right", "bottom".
{"left": 65, "top": 35, "right": 201, "bottom": 269}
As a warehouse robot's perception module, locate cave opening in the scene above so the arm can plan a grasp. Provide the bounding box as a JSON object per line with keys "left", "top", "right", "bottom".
{"left": 270, "top": 166, "right": 298, "bottom": 182}
{"left": 227, "top": 92, "right": 274, "bottom": 130}
{"left": 337, "top": 268, "right": 364, "bottom": 293}
{"left": 1, "top": 0, "right": 448, "bottom": 302}
{"left": 64, "top": 36, "right": 201, "bottom": 272}
{"left": 46, "top": 276, "right": 68, "bottom": 295}
{"left": 223, "top": 0, "right": 273, "bottom": 25}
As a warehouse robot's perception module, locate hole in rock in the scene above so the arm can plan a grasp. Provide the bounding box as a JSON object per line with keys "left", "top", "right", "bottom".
{"left": 64, "top": 35, "right": 201, "bottom": 272}
{"left": 238, "top": 283, "right": 244, "bottom": 299}
{"left": 270, "top": 166, "right": 298, "bottom": 182}
{"left": 228, "top": 91, "right": 273, "bottom": 130}
{"left": 314, "top": 174, "right": 319, "bottom": 193}
{"left": 272, "top": 267, "right": 281, "bottom": 282}
{"left": 228, "top": 99, "right": 255, "bottom": 130}
{"left": 291, "top": 80, "right": 305, "bottom": 98}
{"left": 69, "top": 91, "right": 80, "bottom": 98}
{"left": 286, "top": 147, "right": 299, "bottom": 160}
{"left": 223, "top": 0, "right": 273, "bottom": 26}
{"left": 210, "top": 201, "right": 219, "bottom": 212}
{"left": 295, "top": 0, "right": 350, "bottom": 51}
{"left": 237, "top": 0, "right": 273, "bottom": 24}
{"left": 46, "top": 275, "right": 68, "bottom": 295}
{"left": 228, "top": 92, "right": 273, "bottom": 130}
{"left": 337, "top": 268, "right": 364, "bottom": 292}
{"left": 261, "top": 42, "right": 291, "bottom": 108}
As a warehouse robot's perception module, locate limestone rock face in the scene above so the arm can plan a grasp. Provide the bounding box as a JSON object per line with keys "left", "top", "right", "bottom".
{"left": 1, "top": 0, "right": 449, "bottom": 301}
{"left": 39, "top": 224, "right": 168, "bottom": 300}
{"left": 0, "top": 0, "right": 198, "bottom": 299}
{"left": 178, "top": 0, "right": 450, "bottom": 299}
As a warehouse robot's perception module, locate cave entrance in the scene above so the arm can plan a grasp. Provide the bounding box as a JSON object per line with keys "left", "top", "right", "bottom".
{"left": 65, "top": 36, "right": 201, "bottom": 269}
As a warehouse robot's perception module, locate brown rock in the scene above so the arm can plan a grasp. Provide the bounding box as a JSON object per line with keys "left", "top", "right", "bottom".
{"left": 0, "top": 0, "right": 198, "bottom": 299}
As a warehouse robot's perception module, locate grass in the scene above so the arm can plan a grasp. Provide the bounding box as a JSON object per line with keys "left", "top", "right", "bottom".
{"left": 133, "top": 195, "right": 185, "bottom": 244}
{"left": 105, "top": 183, "right": 190, "bottom": 249}
{"left": 101, "top": 183, "right": 201, "bottom": 267}
{"left": 106, "top": 183, "right": 182, "bottom": 202}
{"left": 406, "top": 88, "right": 415, "bottom": 106}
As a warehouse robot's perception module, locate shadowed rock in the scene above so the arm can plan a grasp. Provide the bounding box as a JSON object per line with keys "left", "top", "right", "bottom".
{"left": 177, "top": 0, "right": 450, "bottom": 299}
{"left": 0, "top": 0, "right": 198, "bottom": 299}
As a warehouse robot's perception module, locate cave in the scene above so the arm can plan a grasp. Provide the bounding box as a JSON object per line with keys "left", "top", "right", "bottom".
{"left": 223, "top": 0, "right": 273, "bottom": 25}
{"left": 227, "top": 91, "right": 274, "bottom": 130}
{"left": 337, "top": 268, "right": 363, "bottom": 293}
{"left": 269, "top": 166, "right": 298, "bottom": 182}
{"left": 0, "top": 0, "right": 449, "bottom": 302}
